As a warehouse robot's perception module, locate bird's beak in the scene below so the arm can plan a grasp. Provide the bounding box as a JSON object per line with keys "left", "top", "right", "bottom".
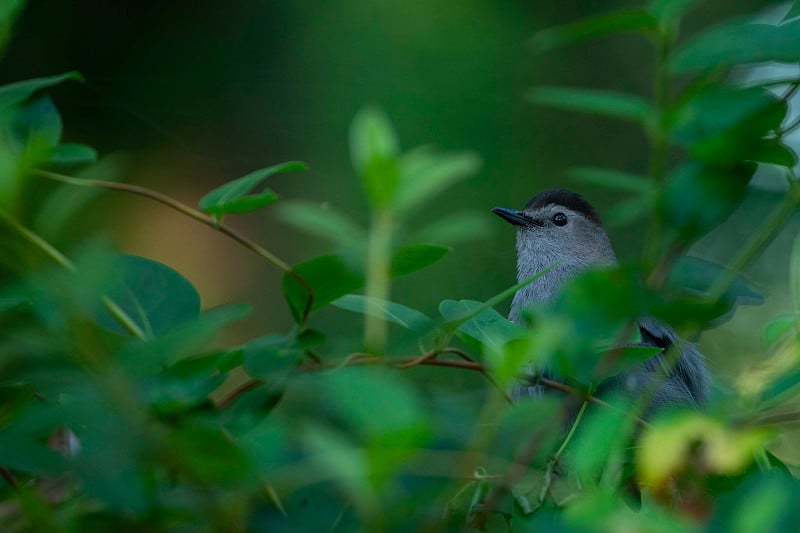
{"left": 492, "top": 207, "right": 543, "bottom": 227}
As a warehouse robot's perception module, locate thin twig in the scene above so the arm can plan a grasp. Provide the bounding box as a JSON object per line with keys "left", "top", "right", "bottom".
{"left": 33, "top": 169, "right": 315, "bottom": 326}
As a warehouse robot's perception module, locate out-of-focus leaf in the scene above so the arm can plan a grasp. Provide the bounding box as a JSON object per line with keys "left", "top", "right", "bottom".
{"left": 274, "top": 200, "right": 365, "bottom": 248}
{"left": 667, "top": 255, "right": 763, "bottom": 306}
{"left": 439, "top": 299, "right": 526, "bottom": 354}
{"left": 529, "top": 86, "right": 652, "bottom": 123}
{"left": 115, "top": 304, "right": 252, "bottom": 373}
{"left": 144, "top": 352, "right": 226, "bottom": 415}
{"left": 33, "top": 154, "right": 128, "bottom": 241}
{"left": 332, "top": 294, "right": 434, "bottom": 332}
{"left": 93, "top": 254, "right": 201, "bottom": 338}
{"left": 220, "top": 386, "right": 285, "bottom": 436}
{"left": 414, "top": 211, "right": 490, "bottom": 245}
{"left": 0, "top": 382, "right": 35, "bottom": 429}
{"left": 659, "top": 162, "right": 755, "bottom": 241}
{"left": 532, "top": 9, "right": 656, "bottom": 52}
{"left": 5, "top": 94, "right": 63, "bottom": 153}
{"left": 759, "top": 369, "right": 800, "bottom": 407}
{"left": 47, "top": 143, "right": 97, "bottom": 165}
{"left": 318, "top": 367, "right": 429, "bottom": 447}
{"left": 0, "top": 0, "right": 26, "bottom": 55}
{"left": 393, "top": 147, "right": 480, "bottom": 214}
{"left": 711, "top": 472, "right": 800, "bottom": 532}
{"left": 568, "top": 167, "right": 652, "bottom": 192}
{"left": 762, "top": 314, "right": 798, "bottom": 345}
{"left": 0, "top": 71, "right": 82, "bottom": 111}
{"left": 671, "top": 18, "right": 800, "bottom": 73}
{"left": 783, "top": 0, "right": 800, "bottom": 23}
{"left": 750, "top": 142, "right": 797, "bottom": 167}
{"left": 242, "top": 330, "right": 324, "bottom": 384}
{"left": 637, "top": 413, "right": 770, "bottom": 496}
{"left": 0, "top": 434, "right": 64, "bottom": 474}
{"left": 165, "top": 424, "right": 251, "bottom": 484}
{"left": 650, "top": 0, "right": 700, "bottom": 27}
{"left": 496, "top": 321, "right": 569, "bottom": 389}
{"left": 198, "top": 161, "right": 305, "bottom": 216}
{"left": 390, "top": 244, "right": 450, "bottom": 277}
{"left": 570, "top": 395, "right": 632, "bottom": 479}
{"left": 350, "top": 106, "right": 399, "bottom": 208}
{"left": 281, "top": 254, "right": 363, "bottom": 323}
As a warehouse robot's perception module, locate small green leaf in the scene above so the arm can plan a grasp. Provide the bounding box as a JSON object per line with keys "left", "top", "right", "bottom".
{"left": 439, "top": 299, "right": 526, "bottom": 354}
{"left": 145, "top": 353, "right": 226, "bottom": 415}
{"left": 393, "top": 148, "right": 480, "bottom": 213}
{"left": 274, "top": 200, "right": 365, "bottom": 248}
{"left": 529, "top": 86, "right": 652, "bottom": 123}
{"left": 532, "top": 9, "right": 656, "bottom": 52}
{"left": 282, "top": 254, "right": 364, "bottom": 323}
{"left": 349, "top": 106, "right": 400, "bottom": 208}
{"left": 750, "top": 142, "right": 797, "bottom": 167}
{"left": 671, "top": 18, "right": 800, "bottom": 73}
{"left": 332, "top": 294, "right": 435, "bottom": 332}
{"left": 94, "top": 254, "right": 201, "bottom": 338}
{"left": 47, "top": 143, "right": 98, "bottom": 164}
{"left": 5, "top": 95, "right": 63, "bottom": 153}
{"left": 198, "top": 161, "right": 305, "bottom": 216}
{"left": 0, "top": 71, "right": 83, "bottom": 111}
{"left": 390, "top": 244, "right": 450, "bottom": 277}
{"left": 568, "top": 167, "right": 652, "bottom": 192}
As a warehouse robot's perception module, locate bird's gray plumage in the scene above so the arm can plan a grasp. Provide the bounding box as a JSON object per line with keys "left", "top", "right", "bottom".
{"left": 494, "top": 189, "right": 710, "bottom": 414}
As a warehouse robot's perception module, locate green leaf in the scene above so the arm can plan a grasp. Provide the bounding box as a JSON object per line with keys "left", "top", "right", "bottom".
{"left": 47, "top": 143, "right": 98, "bottom": 165}
{"left": 671, "top": 18, "right": 800, "bottom": 73}
{"left": 532, "top": 9, "right": 656, "bottom": 52}
{"left": 529, "top": 86, "right": 652, "bottom": 123}
{"left": 274, "top": 200, "right": 365, "bottom": 248}
{"left": 282, "top": 254, "right": 364, "bottom": 323}
{"left": 659, "top": 162, "right": 755, "bottom": 241}
{"left": 667, "top": 255, "right": 763, "bottom": 306}
{"left": 568, "top": 167, "right": 652, "bottom": 192}
{"left": 759, "top": 369, "right": 800, "bottom": 407}
{"left": 144, "top": 352, "right": 226, "bottom": 415}
{"left": 390, "top": 244, "right": 450, "bottom": 277}
{"left": 164, "top": 424, "right": 251, "bottom": 484}
{"left": 198, "top": 161, "right": 305, "bottom": 216}
{"left": 332, "top": 294, "right": 434, "bottom": 332}
{"left": 243, "top": 333, "right": 302, "bottom": 385}
{"left": 393, "top": 148, "right": 480, "bottom": 213}
{"left": 439, "top": 299, "right": 526, "bottom": 353}
{"left": 5, "top": 95, "right": 63, "bottom": 153}
{"left": 349, "top": 106, "right": 400, "bottom": 207}
{"left": 0, "top": 71, "right": 83, "bottom": 111}
{"left": 649, "top": 0, "right": 701, "bottom": 28}
{"left": 783, "top": 1, "right": 800, "bottom": 23}
{"left": 93, "top": 254, "right": 201, "bottom": 338}
{"left": 750, "top": 142, "right": 797, "bottom": 167}
{"left": 762, "top": 314, "right": 798, "bottom": 346}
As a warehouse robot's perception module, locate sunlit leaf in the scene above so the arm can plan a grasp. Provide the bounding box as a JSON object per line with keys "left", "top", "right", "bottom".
{"left": 391, "top": 244, "right": 450, "bottom": 277}
{"left": 0, "top": 71, "right": 82, "bottom": 111}
{"left": 332, "top": 294, "right": 435, "bottom": 332}
{"left": 198, "top": 161, "right": 305, "bottom": 216}
{"left": 529, "top": 86, "right": 652, "bottom": 123}
{"left": 532, "top": 9, "right": 656, "bottom": 52}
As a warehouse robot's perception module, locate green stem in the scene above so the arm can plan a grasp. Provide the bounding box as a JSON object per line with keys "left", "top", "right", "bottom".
{"left": 363, "top": 208, "right": 393, "bottom": 353}
{"left": 553, "top": 401, "right": 588, "bottom": 461}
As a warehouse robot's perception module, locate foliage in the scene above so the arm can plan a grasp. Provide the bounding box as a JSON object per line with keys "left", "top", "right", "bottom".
{"left": 2, "top": 0, "right": 800, "bottom": 530}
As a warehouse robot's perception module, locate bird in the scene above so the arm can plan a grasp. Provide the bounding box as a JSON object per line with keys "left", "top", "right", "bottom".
{"left": 492, "top": 188, "right": 710, "bottom": 415}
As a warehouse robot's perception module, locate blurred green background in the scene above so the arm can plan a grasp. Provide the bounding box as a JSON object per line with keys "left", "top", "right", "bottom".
{"left": 3, "top": 0, "right": 796, "bottom": 405}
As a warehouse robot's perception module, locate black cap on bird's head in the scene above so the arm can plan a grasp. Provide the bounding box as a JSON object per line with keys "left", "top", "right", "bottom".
{"left": 492, "top": 188, "right": 603, "bottom": 228}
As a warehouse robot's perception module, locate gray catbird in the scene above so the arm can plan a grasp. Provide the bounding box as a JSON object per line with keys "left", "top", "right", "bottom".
{"left": 493, "top": 189, "right": 710, "bottom": 415}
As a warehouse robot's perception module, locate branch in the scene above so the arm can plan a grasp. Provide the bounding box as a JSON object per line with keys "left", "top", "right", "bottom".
{"left": 33, "top": 169, "right": 315, "bottom": 326}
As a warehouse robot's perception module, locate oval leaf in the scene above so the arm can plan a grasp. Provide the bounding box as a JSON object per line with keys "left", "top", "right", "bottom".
{"left": 391, "top": 244, "right": 450, "bottom": 277}
{"left": 281, "top": 254, "right": 364, "bottom": 323}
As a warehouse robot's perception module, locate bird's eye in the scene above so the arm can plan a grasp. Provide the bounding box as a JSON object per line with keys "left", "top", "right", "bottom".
{"left": 552, "top": 213, "right": 567, "bottom": 226}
